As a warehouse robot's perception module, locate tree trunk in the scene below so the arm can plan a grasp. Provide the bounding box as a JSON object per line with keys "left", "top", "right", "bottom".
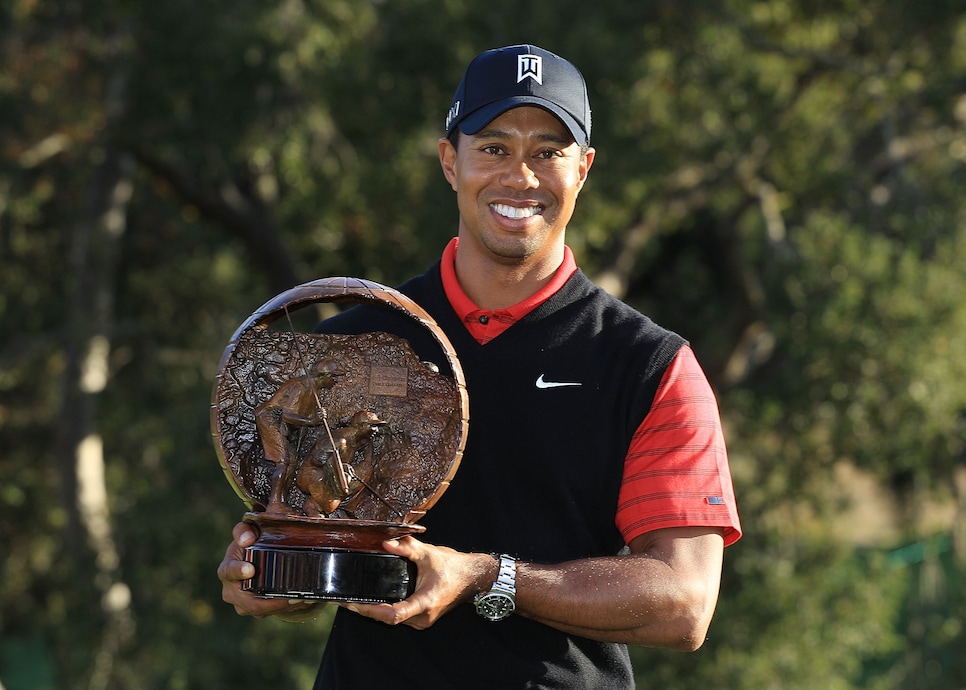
{"left": 53, "top": 34, "right": 136, "bottom": 689}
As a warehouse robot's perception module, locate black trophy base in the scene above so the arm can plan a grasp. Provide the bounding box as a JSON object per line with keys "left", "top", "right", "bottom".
{"left": 243, "top": 546, "right": 416, "bottom": 603}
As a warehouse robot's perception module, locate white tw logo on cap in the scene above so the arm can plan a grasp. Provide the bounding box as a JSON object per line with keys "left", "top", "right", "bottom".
{"left": 445, "top": 100, "right": 460, "bottom": 132}
{"left": 517, "top": 54, "right": 542, "bottom": 85}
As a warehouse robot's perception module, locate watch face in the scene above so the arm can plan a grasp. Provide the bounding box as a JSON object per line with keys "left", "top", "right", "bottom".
{"left": 476, "top": 591, "right": 515, "bottom": 621}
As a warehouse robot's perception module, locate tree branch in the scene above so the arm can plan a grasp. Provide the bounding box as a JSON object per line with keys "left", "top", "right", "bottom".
{"left": 131, "top": 148, "right": 302, "bottom": 292}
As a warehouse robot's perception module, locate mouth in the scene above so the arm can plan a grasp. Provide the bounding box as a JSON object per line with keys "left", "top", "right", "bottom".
{"left": 490, "top": 203, "right": 543, "bottom": 220}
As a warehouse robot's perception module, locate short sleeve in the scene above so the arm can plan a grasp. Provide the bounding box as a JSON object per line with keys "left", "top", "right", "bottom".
{"left": 616, "top": 345, "right": 741, "bottom": 546}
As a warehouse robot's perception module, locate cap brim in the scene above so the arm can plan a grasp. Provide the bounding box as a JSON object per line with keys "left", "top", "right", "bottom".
{"left": 457, "top": 97, "right": 588, "bottom": 146}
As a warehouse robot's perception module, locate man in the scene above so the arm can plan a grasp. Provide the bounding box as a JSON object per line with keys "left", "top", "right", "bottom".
{"left": 254, "top": 358, "right": 345, "bottom": 512}
{"left": 219, "top": 44, "right": 741, "bottom": 688}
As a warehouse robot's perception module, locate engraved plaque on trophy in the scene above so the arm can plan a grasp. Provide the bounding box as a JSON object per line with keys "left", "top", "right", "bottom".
{"left": 211, "top": 277, "right": 468, "bottom": 603}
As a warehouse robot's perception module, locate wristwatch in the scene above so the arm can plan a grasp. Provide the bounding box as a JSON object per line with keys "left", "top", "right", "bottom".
{"left": 474, "top": 554, "right": 516, "bottom": 621}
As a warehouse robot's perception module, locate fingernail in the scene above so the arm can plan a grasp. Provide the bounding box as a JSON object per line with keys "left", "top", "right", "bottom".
{"left": 241, "top": 563, "right": 254, "bottom": 578}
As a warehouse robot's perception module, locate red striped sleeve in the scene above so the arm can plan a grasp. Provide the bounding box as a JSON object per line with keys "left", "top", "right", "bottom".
{"left": 615, "top": 345, "right": 741, "bottom": 546}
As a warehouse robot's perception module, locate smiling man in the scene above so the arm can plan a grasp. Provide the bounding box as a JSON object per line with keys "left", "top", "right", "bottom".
{"left": 219, "top": 45, "right": 741, "bottom": 689}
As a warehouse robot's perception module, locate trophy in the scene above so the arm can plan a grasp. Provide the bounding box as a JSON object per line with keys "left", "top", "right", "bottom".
{"left": 211, "top": 277, "right": 468, "bottom": 603}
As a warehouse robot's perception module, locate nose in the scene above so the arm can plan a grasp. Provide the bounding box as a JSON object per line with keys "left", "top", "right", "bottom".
{"left": 500, "top": 156, "right": 539, "bottom": 190}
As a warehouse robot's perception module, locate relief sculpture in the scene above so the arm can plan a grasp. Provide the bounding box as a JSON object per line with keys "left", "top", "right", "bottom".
{"left": 215, "top": 328, "right": 462, "bottom": 524}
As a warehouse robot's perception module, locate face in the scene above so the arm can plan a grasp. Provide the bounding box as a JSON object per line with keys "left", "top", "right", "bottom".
{"left": 439, "top": 106, "right": 594, "bottom": 267}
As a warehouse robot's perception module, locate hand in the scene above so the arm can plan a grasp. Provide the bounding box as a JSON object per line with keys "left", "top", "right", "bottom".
{"left": 217, "top": 521, "right": 322, "bottom": 620}
{"left": 341, "top": 536, "right": 494, "bottom": 630}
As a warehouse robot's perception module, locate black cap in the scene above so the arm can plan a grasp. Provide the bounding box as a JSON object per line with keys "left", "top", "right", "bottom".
{"left": 445, "top": 45, "right": 591, "bottom": 146}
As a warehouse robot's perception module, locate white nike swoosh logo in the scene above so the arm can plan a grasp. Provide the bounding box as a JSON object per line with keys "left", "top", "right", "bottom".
{"left": 535, "top": 374, "right": 582, "bottom": 389}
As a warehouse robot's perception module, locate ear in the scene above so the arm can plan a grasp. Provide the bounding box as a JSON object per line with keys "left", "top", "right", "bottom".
{"left": 575, "top": 146, "right": 595, "bottom": 193}
{"left": 438, "top": 137, "right": 458, "bottom": 191}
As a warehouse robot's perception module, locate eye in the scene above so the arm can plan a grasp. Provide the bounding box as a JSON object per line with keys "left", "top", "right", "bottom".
{"left": 481, "top": 145, "right": 506, "bottom": 156}
{"left": 534, "top": 148, "right": 562, "bottom": 160}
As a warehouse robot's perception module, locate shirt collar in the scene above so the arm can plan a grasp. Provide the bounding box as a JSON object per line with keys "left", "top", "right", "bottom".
{"left": 440, "top": 237, "right": 577, "bottom": 324}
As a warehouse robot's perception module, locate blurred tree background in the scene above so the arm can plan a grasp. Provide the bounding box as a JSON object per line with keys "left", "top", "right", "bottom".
{"left": 2, "top": 0, "right": 965, "bottom": 687}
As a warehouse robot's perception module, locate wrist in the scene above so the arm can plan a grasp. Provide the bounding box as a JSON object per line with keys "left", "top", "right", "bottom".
{"left": 464, "top": 552, "right": 500, "bottom": 601}
{"left": 482, "top": 552, "right": 503, "bottom": 589}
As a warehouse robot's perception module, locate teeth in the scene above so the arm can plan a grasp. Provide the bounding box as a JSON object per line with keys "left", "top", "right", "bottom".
{"left": 491, "top": 203, "right": 540, "bottom": 219}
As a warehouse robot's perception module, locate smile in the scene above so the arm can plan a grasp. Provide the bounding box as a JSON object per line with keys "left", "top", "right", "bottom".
{"left": 490, "top": 203, "right": 543, "bottom": 219}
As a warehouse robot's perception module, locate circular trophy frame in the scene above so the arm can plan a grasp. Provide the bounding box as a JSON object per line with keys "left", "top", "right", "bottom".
{"left": 210, "top": 277, "right": 469, "bottom": 602}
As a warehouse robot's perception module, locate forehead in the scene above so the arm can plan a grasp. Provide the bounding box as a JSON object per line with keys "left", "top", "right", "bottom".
{"left": 473, "top": 105, "right": 574, "bottom": 143}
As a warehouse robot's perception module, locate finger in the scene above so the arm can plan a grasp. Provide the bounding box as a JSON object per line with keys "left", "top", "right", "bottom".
{"left": 341, "top": 601, "right": 398, "bottom": 624}
{"left": 356, "top": 590, "right": 436, "bottom": 627}
{"left": 218, "top": 557, "right": 255, "bottom": 584}
{"left": 381, "top": 535, "right": 420, "bottom": 560}
{"left": 227, "top": 590, "right": 296, "bottom": 618}
{"left": 232, "top": 522, "right": 258, "bottom": 547}
{"left": 285, "top": 599, "right": 319, "bottom": 614}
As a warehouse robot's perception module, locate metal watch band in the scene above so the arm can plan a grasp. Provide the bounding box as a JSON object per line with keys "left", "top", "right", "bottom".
{"left": 493, "top": 554, "right": 516, "bottom": 595}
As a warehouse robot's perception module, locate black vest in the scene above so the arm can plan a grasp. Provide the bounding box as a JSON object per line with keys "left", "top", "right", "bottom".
{"left": 314, "top": 264, "right": 684, "bottom": 689}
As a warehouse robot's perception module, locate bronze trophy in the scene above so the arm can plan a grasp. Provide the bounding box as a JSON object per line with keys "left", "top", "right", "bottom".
{"left": 211, "top": 277, "right": 468, "bottom": 603}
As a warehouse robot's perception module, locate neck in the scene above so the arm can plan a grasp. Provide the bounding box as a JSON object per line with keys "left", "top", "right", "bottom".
{"left": 454, "top": 238, "right": 565, "bottom": 311}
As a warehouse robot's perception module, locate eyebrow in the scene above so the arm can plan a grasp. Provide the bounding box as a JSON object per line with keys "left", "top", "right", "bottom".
{"left": 471, "top": 128, "right": 573, "bottom": 147}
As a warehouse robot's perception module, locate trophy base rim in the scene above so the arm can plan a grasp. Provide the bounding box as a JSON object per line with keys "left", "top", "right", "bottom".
{"left": 244, "top": 511, "right": 426, "bottom": 551}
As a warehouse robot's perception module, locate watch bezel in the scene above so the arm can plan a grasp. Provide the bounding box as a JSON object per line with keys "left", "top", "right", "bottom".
{"left": 474, "top": 589, "right": 516, "bottom": 621}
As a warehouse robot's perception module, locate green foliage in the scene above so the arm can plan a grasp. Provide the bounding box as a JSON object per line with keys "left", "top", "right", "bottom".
{"left": 1, "top": 0, "right": 964, "bottom": 688}
{"left": 633, "top": 538, "right": 907, "bottom": 689}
